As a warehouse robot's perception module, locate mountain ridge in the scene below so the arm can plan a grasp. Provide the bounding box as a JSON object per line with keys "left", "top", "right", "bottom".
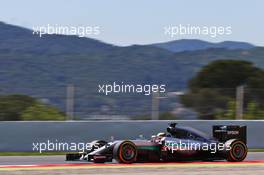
{"left": 0, "top": 22, "right": 263, "bottom": 119}
{"left": 0, "top": 22, "right": 115, "bottom": 55}
{"left": 152, "top": 39, "right": 255, "bottom": 53}
{"left": 0, "top": 22, "right": 257, "bottom": 54}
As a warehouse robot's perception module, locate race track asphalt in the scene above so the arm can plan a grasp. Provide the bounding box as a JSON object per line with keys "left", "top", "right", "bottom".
{"left": 0, "top": 152, "right": 263, "bottom": 165}
{"left": 0, "top": 152, "right": 263, "bottom": 175}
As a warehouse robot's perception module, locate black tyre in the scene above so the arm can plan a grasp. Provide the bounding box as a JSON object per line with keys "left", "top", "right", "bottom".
{"left": 113, "top": 141, "right": 137, "bottom": 163}
{"left": 226, "top": 140, "right": 247, "bottom": 162}
{"left": 66, "top": 153, "right": 82, "bottom": 161}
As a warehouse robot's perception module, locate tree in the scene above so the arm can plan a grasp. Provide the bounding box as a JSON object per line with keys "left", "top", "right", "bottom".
{"left": 244, "top": 101, "right": 264, "bottom": 119}
{"left": 133, "top": 112, "right": 177, "bottom": 120}
{"left": 181, "top": 60, "right": 264, "bottom": 119}
{"left": 0, "top": 94, "right": 65, "bottom": 121}
{"left": 0, "top": 94, "right": 35, "bottom": 121}
{"left": 181, "top": 88, "right": 231, "bottom": 119}
{"left": 21, "top": 102, "right": 65, "bottom": 121}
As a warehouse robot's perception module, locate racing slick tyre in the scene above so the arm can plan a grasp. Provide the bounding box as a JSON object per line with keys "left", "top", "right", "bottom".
{"left": 66, "top": 153, "right": 82, "bottom": 161}
{"left": 113, "top": 140, "right": 137, "bottom": 163}
{"left": 226, "top": 140, "right": 247, "bottom": 162}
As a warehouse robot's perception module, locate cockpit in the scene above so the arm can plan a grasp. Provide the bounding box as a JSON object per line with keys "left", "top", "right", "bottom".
{"left": 166, "top": 123, "right": 213, "bottom": 142}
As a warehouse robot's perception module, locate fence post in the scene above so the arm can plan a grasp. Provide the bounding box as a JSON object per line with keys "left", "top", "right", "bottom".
{"left": 66, "top": 84, "right": 75, "bottom": 120}
{"left": 236, "top": 85, "right": 244, "bottom": 120}
{"left": 151, "top": 92, "right": 159, "bottom": 120}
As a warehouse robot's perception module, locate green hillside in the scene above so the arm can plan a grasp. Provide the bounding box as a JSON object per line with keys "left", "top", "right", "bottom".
{"left": 0, "top": 22, "right": 263, "bottom": 119}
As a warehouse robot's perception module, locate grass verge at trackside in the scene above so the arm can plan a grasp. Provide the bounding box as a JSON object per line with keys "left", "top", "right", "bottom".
{"left": 0, "top": 149, "right": 263, "bottom": 156}
{"left": 0, "top": 152, "right": 68, "bottom": 156}
{"left": 248, "top": 149, "right": 264, "bottom": 152}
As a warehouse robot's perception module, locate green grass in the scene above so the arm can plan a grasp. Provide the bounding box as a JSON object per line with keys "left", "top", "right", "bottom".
{"left": 0, "top": 152, "right": 69, "bottom": 156}
{"left": 248, "top": 149, "right": 264, "bottom": 152}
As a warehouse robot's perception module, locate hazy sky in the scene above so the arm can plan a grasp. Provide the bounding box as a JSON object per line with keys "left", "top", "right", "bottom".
{"left": 0, "top": 0, "right": 263, "bottom": 46}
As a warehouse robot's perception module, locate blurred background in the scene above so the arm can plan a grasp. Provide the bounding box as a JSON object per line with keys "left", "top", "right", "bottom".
{"left": 0, "top": 0, "right": 263, "bottom": 121}
{"left": 0, "top": 42, "right": 263, "bottom": 121}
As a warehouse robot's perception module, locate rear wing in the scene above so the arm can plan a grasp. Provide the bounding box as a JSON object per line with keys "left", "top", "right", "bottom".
{"left": 213, "top": 125, "right": 247, "bottom": 144}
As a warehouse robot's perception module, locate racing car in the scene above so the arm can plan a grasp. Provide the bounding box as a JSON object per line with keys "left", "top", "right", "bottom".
{"left": 66, "top": 123, "right": 247, "bottom": 163}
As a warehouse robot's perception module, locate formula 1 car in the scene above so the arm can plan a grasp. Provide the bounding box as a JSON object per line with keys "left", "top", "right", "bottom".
{"left": 66, "top": 123, "right": 247, "bottom": 163}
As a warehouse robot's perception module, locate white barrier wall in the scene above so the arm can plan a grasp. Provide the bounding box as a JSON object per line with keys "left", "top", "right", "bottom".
{"left": 0, "top": 120, "right": 263, "bottom": 152}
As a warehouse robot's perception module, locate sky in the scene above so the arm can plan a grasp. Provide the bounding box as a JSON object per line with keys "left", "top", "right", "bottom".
{"left": 0, "top": 0, "right": 263, "bottom": 46}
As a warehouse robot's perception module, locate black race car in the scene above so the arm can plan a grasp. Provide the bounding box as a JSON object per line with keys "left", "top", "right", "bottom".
{"left": 66, "top": 123, "right": 247, "bottom": 163}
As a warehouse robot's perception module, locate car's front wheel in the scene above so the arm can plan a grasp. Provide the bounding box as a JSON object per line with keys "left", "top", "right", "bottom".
{"left": 113, "top": 141, "right": 137, "bottom": 163}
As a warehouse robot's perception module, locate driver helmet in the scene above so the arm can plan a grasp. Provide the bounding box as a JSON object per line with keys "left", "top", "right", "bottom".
{"left": 157, "top": 132, "right": 166, "bottom": 137}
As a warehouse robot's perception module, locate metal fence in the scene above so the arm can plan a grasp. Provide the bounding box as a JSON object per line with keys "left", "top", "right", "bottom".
{"left": 0, "top": 85, "right": 264, "bottom": 120}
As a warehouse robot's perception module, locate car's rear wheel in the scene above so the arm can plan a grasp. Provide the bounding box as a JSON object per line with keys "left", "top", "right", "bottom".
{"left": 227, "top": 140, "right": 247, "bottom": 162}
{"left": 113, "top": 141, "right": 137, "bottom": 163}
